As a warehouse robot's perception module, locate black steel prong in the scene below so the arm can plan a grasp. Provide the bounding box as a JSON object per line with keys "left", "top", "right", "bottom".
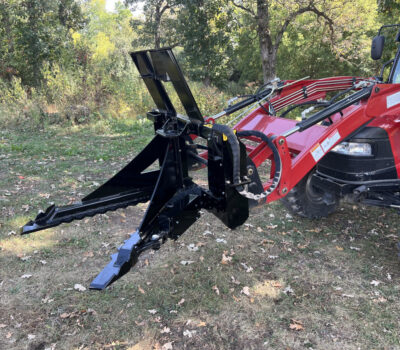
{"left": 90, "top": 231, "right": 142, "bottom": 290}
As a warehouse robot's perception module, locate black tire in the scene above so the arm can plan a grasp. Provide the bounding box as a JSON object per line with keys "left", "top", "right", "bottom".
{"left": 281, "top": 170, "right": 338, "bottom": 219}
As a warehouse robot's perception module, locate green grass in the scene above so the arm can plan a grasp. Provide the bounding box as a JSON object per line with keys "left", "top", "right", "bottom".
{"left": 1, "top": 119, "right": 400, "bottom": 349}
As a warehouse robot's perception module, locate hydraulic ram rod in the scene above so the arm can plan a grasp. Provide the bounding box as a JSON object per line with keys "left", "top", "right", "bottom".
{"left": 282, "top": 85, "right": 373, "bottom": 137}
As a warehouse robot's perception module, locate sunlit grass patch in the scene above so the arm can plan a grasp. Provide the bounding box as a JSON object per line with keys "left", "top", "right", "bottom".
{"left": 3, "top": 214, "right": 32, "bottom": 231}
{"left": 252, "top": 279, "right": 284, "bottom": 300}
{"left": 0, "top": 229, "right": 57, "bottom": 255}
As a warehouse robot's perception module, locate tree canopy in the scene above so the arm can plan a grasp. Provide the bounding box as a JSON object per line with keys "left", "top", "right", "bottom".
{"left": 1, "top": 0, "right": 400, "bottom": 124}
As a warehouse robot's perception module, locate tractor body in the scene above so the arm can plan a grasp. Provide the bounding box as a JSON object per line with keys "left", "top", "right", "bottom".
{"left": 21, "top": 25, "right": 400, "bottom": 289}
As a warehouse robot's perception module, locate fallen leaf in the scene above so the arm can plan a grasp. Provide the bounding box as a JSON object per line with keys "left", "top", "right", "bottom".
{"left": 161, "top": 326, "right": 170, "bottom": 334}
{"left": 0, "top": 324, "right": 7, "bottom": 328}
{"left": 212, "top": 285, "right": 220, "bottom": 295}
{"left": 138, "top": 286, "right": 146, "bottom": 295}
{"left": 342, "top": 293, "right": 355, "bottom": 298}
{"left": 370, "top": 280, "right": 381, "bottom": 286}
{"left": 21, "top": 274, "right": 32, "bottom": 279}
{"left": 335, "top": 246, "right": 344, "bottom": 251}
{"left": 187, "top": 244, "right": 199, "bottom": 252}
{"left": 28, "top": 334, "right": 36, "bottom": 340}
{"left": 221, "top": 253, "right": 232, "bottom": 265}
{"left": 148, "top": 309, "right": 158, "bottom": 314}
{"left": 231, "top": 276, "right": 240, "bottom": 285}
{"left": 289, "top": 319, "right": 304, "bottom": 331}
{"left": 6, "top": 332, "right": 12, "bottom": 339}
{"left": 216, "top": 238, "right": 227, "bottom": 244}
{"left": 241, "top": 286, "right": 251, "bottom": 296}
{"left": 162, "top": 342, "right": 173, "bottom": 350}
{"left": 283, "top": 286, "right": 294, "bottom": 295}
{"left": 240, "top": 263, "right": 253, "bottom": 273}
{"left": 60, "top": 313, "right": 70, "bottom": 319}
{"left": 20, "top": 256, "right": 31, "bottom": 261}
{"left": 180, "top": 260, "right": 194, "bottom": 266}
{"left": 83, "top": 251, "right": 94, "bottom": 258}
{"left": 74, "top": 284, "right": 86, "bottom": 292}
{"left": 183, "top": 329, "right": 196, "bottom": 338}
{"left": 197, "top": 321, "right": 206, "bottom": 327}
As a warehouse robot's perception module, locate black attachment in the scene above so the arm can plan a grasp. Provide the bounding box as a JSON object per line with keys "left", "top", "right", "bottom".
{"left": 22, "top": 48, "right": 253, "bottom": 290}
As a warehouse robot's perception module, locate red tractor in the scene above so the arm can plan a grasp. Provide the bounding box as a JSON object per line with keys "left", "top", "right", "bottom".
{"left": 22, "top": 24, "right": 400, "bottom": 289}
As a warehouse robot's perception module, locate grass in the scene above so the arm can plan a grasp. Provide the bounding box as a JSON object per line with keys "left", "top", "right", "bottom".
{"left": 1, "top": 119, "right": 400, "bottom": 349}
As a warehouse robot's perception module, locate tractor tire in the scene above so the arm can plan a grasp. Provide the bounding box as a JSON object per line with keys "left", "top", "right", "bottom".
{"left": 281, "top": 170, "right": 338, "bottom": 219}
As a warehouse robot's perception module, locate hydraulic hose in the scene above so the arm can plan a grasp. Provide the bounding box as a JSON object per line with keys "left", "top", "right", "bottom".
{"left": 236, "top": 130, "right": 282, "bottom": 201}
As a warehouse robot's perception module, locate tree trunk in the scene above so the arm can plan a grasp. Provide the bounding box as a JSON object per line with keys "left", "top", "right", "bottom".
{"left": 154, "top": 4, "right": 162, "bottom": 49}
{"left": 256, "top": 0, "right": 276, "bottom": 83}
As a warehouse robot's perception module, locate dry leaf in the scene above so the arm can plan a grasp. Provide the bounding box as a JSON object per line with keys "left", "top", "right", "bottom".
{"left": 221, "top": 253, "right": 232, "bottom": 265}
{"left": 370, "top": 280, "right": 381, "bottom": 286}
{"left": 241, "top": 286, "right": 251, "bottom": 296}
{"left": 187, "top": 244, "right": 199, "bottom": 252}
{"left": 74, "top": 284, "right": 86, "bottom": 292}
{"left": 183, "top": 329, "right": 196, "bottom": 338}
{"left": 6, "top": 332, "right": 12, "bottom": 339}
{"left": 289, "top": 320, "right": 304, "bottom": 331}
{"left": 240, "top": 263, "right": 253, "bottom": 273}
{"left": 28, "top": 334, "right": 36, "bottom": 340}
{"left": 21, "top": 274, "right": 32, "bottom": 279}
{"left": 180, "top": 260, "right": 194, "bottom": 265}
{"left": 212, "top": 285, "right": 220, "bottom": 295}
{"left": 197, "top": 321, "right": 206, "bottom": 327}
{"left": 148, "top": 309, "right": 158, "bottom": 314}
{"left": 138, "top": 286, "right": 146, "bottom": 294}
{"left": 162, "top": 342, "right": 173, "bottom": 350}
{"left": 60, "top": 313, "right": 70, "bottom": 319}
{"left": 271, "top": 280, "right": 282, "bottom": 288}
{"left": 161, "top": 326, "right": 170, "bottom": 334}
{"left": 177, "top": 298, "right": 185, "bottom": 306}
{"left": 335, "top": 246, "right": 344, "bottom": 251}
{"left": 231, "top": 276, "right": 240, "bottom": 285}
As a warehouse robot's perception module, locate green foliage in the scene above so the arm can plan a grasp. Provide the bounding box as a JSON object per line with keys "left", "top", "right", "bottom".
{"left": 0, "top": 0, "right": 85, "bottom": 87}
{"left": 0, "top": 0, "right": 398, "bottom": 129}
{"left": 177, "top": 0, "right": 236, "bottom": 88}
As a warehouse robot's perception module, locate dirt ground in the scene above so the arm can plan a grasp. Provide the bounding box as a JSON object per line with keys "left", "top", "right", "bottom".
{"left": 1, "top": 122, "right": 400, "bottom": 350}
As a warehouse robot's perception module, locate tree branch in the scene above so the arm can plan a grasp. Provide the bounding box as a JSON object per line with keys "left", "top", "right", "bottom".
{"left": 160, "top": 4, "right": 171, "bottom": 16}
{"left": 274, "top": 4, "right": 335, "bottom": 52}
{"left": 231, "top": 0, "right": 256, "bottom": 16}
